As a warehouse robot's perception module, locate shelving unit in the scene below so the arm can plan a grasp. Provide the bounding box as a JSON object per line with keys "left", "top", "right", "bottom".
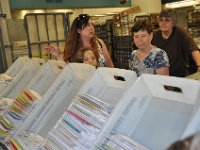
{"left": 186, "top": 9, "right": 200, "bottom": 74}
{"left": 111, "top": 6, "right": 141, "bottom": 69}
{"left": 112, "top": 36, "right": 132, "bottom": 69}
{"left": 94, "top": 19, "right": 113, "bottom": 56}
{"left": 150, "top": 13, "right": 159, "bottom": 30}
{"left": 187, "top": 9, "right": 200, "bottom": 48}
{"left": 112, "top": 6, "right": 141, "bottom": 36}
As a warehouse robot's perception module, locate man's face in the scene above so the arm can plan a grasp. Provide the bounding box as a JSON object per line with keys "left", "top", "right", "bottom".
{"left": 158, "top": 17, "right": 174, "bottom": 32}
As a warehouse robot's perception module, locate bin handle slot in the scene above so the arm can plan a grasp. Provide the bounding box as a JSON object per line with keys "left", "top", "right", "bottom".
{"left": 114, "top": 75, "right": 126, "bottom": 81}
{"left": 164, "top": 85, "right": 182, "bottom": 93}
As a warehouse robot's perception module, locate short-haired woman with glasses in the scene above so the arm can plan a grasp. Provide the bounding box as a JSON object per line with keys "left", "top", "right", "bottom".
{"left": 45, "top": 14, "right": 114, "bottom": 68}
{"left": 130, "top": 20, "right": 169, "bottom": 76}
{"left": 152, "top": 8, "right": 200, "bottom": 77}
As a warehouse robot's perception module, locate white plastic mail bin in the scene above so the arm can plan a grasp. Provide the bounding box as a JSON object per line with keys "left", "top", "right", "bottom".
{"left": 1, "top": 58, "right": 45, "bottom": 98}
{"left": 93, "top": 74, "right": 200, "bottom": 150}
{"left": 26, "top": 60, "right": 66, "bottom": 96}
{"left": 0, "top": 56, "right": 30, "bottom": 94}
{"left": 40, "top": 67, "right": 137, "bottom": 150}
{"left": 14, "top": 63, "right": 96, "bottom": 138}
{"left": 6, "top": 56, "right": 30, "bottom": 76}
{"left": 77, "top": 67, "right": 137, "bottom": 106}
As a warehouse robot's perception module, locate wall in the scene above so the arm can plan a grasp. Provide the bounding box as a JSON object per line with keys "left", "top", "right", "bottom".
{"left": 10, "top": 0, "right": 131, "bottom": 9}
{"left": 131, "top": 0, "right": 161, "bottom": 13}
{"left": 11, "top": 7, "right": 130, "bottom": 25}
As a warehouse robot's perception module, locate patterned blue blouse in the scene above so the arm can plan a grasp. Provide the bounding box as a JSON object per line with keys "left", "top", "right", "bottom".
{"left": 129, "top": 47, "right": 169, "bottom": 76}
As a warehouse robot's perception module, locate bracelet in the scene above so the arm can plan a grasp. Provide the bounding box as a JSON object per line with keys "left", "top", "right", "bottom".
{"left": 197, "top": 65, "right": 200, "bottom": 68}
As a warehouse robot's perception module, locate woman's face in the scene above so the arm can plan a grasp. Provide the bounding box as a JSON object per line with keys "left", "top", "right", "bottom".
{"left": 158, "top": 17, "right": 174, "bottom": 32}
{"left": 83, "top": 50, "right": 98, "bottom": 67}
{"left": 79, "top": 19, "right": 95, "bottom": 39}
{"left": 133, "top": 30, "right": 152, "bottom": 51}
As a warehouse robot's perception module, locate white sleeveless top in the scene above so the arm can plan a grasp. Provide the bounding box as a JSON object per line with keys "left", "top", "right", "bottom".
{"left": 97, "top": 40, "right": 106, "bottom": 67}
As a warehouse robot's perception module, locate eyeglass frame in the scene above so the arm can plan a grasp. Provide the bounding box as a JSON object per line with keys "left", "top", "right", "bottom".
{"left": 158, "top": 17, "right": 173, "bottom": 23}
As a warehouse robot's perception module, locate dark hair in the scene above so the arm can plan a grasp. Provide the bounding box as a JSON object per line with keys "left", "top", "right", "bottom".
{"left": 159, "top": 8, "right": 176, "bottom": 23}
{"left": 131, "top": 20, "right": 153, "bottom": 35}
{"left": 77, "top": 14, "right": 90, "bottom": 29}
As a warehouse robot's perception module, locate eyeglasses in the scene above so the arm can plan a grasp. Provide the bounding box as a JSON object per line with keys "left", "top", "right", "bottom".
{"left": 158, "top": 18, "right": 172, "bottom": 23}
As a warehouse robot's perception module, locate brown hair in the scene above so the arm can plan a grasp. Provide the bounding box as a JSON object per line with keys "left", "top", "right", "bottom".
{"left": 75, "top": 47, "right": 99, "bottom": 64}
{"left": 63, "top": 14, "right": 99, "bottom": 63}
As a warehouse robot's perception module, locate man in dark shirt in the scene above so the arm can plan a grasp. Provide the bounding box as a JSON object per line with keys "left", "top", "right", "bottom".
{"left": 152, "top": 8, "right": 200, "bottom": 77}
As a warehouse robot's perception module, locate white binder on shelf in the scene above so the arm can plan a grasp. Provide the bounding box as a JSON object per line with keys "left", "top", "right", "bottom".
{"left": 0, "top": 58, "right": 45, "bottom": 98}
{"left": 93, "top": 74, "right": 200, "bottom": 150}
{"left": 26, "top": 60, "right": 66, "bottom": 96}
{"left": 41, "top": 67, "right": 137, "bottom": 150}
{"left": 0, "top": 56, "right": 30, "bottom": 94}
{"left": 13, "top": 63, "right": 96, "bottom": 138}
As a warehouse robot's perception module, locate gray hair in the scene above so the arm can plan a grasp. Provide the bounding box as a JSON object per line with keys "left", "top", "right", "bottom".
{"left": 159, "top": 8, "right": 177, "bottom": 24}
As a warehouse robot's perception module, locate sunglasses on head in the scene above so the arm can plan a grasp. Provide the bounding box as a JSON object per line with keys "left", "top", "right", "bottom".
{"left": 77, "top": 14, "right": 90, "bottom": 29}
{"left": 78, "top": 14, "right": 89, "bottom": 21}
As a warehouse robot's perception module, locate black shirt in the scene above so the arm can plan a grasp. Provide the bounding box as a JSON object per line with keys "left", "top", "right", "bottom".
{"left": 152, "top": 26, "right": 199, "bottom": 77}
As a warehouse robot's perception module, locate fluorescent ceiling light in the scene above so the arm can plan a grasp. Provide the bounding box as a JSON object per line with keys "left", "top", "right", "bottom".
{"left": 165, "top": 0, "right": 200, "bottom": 8}
{"left": 93, "top": 14, "right": 108, "bottom": 17}
{"left": 93, "top": 12, "right": 119, "bottom": 17}
{"left": 106, "top": 12, "right": 119, "bottom": 15}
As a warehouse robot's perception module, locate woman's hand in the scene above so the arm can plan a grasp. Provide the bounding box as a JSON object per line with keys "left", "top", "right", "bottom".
{"left": 45, "top": 45, "right": 64, "bottom": 61}
{"left": 45, "top": 45, "right": 61, "bottom": 57}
